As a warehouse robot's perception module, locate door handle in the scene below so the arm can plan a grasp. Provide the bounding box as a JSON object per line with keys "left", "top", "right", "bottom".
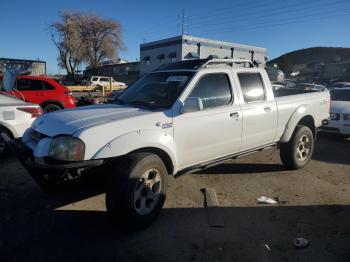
{"left": 264, "top": 107, "right": 271, "bottom": 112}
{"left": 230, "top": 112, "right": 239, "bottom": 118}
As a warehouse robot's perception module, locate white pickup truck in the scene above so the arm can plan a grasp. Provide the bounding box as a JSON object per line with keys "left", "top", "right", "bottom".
{"left": 3, "top": 58, "right": 330, "bottom": 229}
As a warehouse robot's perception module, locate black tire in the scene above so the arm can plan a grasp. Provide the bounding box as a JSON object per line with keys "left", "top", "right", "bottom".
{"left": 0, "top": 127, "right": 12, "bottom": 159}
{"left": 43, "top": 103, "right": 62, "bottom": 113}
{"left": 280, "top": 125, "right": 315, "bottom": 170}
{"left": 106, "top": 153, "right": 168, "bottom": 229}
{"left": 0, "top": 131, "right": 8, "bottom": 159}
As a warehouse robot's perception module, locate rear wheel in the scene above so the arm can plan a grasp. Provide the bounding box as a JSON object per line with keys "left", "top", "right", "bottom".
{"left": 106, "top": 153, "right": 168, "bottom": 229}
{"left": 280, "top": 125, "right": 314, "bottom": 170}
{"left": 43, "top": 103, "right": 62, "bottom": 113}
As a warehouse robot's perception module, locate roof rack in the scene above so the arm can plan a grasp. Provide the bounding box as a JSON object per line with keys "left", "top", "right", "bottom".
{"left": 199, "top": 58, "right": 254, "bottom": 68}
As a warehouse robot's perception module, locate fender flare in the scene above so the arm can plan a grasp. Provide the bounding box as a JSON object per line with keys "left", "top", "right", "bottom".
{"left": 280, "top": 104, "right": 315, "bottom": 143}
{"left": 92, "top": 129, "right": 178, "bottom": 174}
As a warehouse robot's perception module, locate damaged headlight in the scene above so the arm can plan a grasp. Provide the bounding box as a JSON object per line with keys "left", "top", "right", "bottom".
{"left": 48, "top": 136, "right": 85, "bottom": 161}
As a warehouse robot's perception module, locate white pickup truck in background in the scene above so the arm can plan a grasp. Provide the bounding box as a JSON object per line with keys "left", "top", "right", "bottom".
{"left": 3, "top": 58, "right": 330, "bottom": 229}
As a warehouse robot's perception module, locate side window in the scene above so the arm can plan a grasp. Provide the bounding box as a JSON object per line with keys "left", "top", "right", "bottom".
{"left": 91, "top": 77, "right": 98, "bottom": 81}
{"left": 238, "top": 73, "right": 265, "bottom": 102}
{"left": 189, "top": 74, "right": 232, "bottom": 109}
{"left": 17, "top": 79, "right": 44, "bottom": 91}
{"left": 42, "top": 81, "right": 55, "bottom": 90}
{"left": 100, "top": 77, "right": 109, "bottom": 82}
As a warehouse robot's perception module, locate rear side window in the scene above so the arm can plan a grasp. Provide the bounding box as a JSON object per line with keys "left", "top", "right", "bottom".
{"left": 42, "top": 81, "right": 55, "bottom": 90}
{"left": 238, "top": 73, "right": 265, "bottom": 102}
{"left": 17, "top": 79, "right": 44, "bottom": 91}
{"left": 91, "top": 77, "right": 98, "bottom": 81}
{"left": 189, "top": 73, "right": 232, "bottom": 109}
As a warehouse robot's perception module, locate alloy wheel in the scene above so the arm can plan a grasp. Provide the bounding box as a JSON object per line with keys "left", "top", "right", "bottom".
{"left": 133, "top": 169, "right": 162, "bottom": 216}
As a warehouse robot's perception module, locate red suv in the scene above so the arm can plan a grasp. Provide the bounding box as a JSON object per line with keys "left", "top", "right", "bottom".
{"left": 0, "top": 75, "right": 76, "bottom": 112}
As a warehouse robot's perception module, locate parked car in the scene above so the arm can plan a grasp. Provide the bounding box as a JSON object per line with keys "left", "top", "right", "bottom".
{"left": 3, "top": 58, "right": 330, "bottom": 229}
{"left": 0, "top": 93, "right": 42, "bottom": 157}
{"left": 83, "top": 76, "right": 126, "bottom": 91}
{"left": 0, "top": 75, "right": 76, "bottom": 113}
{"left": 327, "top": 82, "right": 350, "bottom": 90}
{"left": 320, "top": 87, "right": 350, "bottom": 136}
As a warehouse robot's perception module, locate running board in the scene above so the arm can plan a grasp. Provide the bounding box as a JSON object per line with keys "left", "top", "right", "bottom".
{"left": 175, "top": 143, "right": 277, "bottom": 177}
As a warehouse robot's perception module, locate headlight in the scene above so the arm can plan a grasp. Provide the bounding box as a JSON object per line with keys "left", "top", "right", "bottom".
{"left": 48, "top": 136, "right": 85, "bottom": 161}
{"left": 344, "top": 114, "right": 350, "bottom": 121}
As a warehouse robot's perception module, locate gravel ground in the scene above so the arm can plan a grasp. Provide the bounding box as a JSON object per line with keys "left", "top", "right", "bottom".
{"left": 0, "top": 133, "right": 349, "bottom": 262}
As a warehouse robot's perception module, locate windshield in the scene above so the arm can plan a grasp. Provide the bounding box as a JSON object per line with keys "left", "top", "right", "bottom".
{"left": 331, "top": 90, "right": 350, "bottom": 101}
{"left": 117, "top": 71, "right": 194, "bottom": 109}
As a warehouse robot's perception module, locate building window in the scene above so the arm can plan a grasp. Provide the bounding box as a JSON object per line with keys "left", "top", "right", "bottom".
{"left": 168, "top": 52, "right": 177, "bottom": 63}
{"left": 142, "top": 56, "right": 151, "bottom": 66}
{"left": 157, "top": 54, "right": 165, "bottom": 64}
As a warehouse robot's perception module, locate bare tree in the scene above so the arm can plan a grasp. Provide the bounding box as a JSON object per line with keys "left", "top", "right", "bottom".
{"left": 50, "top": 11, "right": 86, "bottom": 77}
{"left": 50, "top": 11, "right": 124, "bottom": 77}
{"left": 78, "top": 14, "right": 124, "bottom": 69}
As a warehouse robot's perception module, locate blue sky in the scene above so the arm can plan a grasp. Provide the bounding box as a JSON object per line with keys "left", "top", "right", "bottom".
{"left": 1, "top": 0, "right": 349, "bottom": 74}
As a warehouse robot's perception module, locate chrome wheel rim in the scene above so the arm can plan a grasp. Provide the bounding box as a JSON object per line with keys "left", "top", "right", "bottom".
{"left": 133, "top": 169, "right": 162, "bottom": 216}
{"left": 296, "top": 135, "right": 311, "bottom": 161}
{"left": 0, "top": 133, "right": 5, "bottom": 154}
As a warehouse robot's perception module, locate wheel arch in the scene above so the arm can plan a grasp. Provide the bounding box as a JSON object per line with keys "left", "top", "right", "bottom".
{"left": 130, "top": 147, "right": 175, "bottom": 175}
{"left": 0, "top": 123, "right": 15, "bottom": 139}
{"left": 280, "top": 104, "right": 316, "bottom": 143}
{"left": 40, "top": 100, "right": 64, "bottom": 109}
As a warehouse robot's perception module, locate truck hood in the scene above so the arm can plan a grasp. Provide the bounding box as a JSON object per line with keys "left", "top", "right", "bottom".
{"left": 32, "top": 104, "right": 153, "bottom": 137}
{"left": 331, "top": 101, "right": 350, "bottom": 113}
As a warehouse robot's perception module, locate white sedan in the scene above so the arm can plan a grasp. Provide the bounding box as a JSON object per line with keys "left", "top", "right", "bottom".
{"left": 0, "top": 93, "right": 43, "bottom": 157}
{"left": 320, "top": 88, "right": 350, "bottom": 136}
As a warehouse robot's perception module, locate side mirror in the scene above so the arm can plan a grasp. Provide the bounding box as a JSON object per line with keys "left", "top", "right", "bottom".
{"left": 180, "top": 97, "right": 203, "bottom": 114}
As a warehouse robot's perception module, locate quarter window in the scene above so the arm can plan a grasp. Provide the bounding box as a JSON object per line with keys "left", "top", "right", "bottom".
{"left": 42, "top": 81, "right": 55, "bottom": 90}
{"left": 189, "top": 74, "right": 232, "bottom": 109}
{"left": 16, "top": 79, "right": 44, "bottom": 91}
{"left": 238, "top": 73, "right": 265, "bottom": 102}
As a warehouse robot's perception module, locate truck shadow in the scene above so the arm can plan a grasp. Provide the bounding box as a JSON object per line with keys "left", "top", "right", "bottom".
{"left": 312, "top": 133, "right": 350, "bottom": 165}
{"left": 1, "top": 204, "right": 350, "bottom": 262}
{"left": 194, "top": 163, "right": 286, "bottom": 175}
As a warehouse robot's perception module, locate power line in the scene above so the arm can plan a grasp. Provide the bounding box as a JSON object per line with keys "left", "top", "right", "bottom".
{"left": 189, "top": 0, "right": 346, "bottom": 29}
{"left": 192, "top": 9, "right": 350, "bottom": 36}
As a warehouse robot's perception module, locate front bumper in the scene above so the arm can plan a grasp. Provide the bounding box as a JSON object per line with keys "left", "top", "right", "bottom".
{"left": 1, "top": 133, "right": 104, "bottom": 177}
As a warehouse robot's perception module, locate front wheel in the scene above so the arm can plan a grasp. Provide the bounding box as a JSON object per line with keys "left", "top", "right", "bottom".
{"left": 280, "top": 125, "right": 315, "bottom": 170}
{"left": 0, "top": 129, "right": 8, "bottom": 158}
{"left": 106, "top": 153, "right": 168, "bottom": 229}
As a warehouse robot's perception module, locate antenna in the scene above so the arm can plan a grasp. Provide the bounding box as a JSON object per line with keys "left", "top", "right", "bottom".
{"left": 178, "top": 9, "right": 188, "bottom": 35}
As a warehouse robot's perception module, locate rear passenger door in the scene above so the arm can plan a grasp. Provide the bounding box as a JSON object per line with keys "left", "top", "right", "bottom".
{"left": 16, "top": 78, "right": 46, "bottom": 104}
{"left": 237, "top": 72, "right": 276, "bottom": 150}
{"left": 174, "top": 73, "right": 242, "bottom": 169}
